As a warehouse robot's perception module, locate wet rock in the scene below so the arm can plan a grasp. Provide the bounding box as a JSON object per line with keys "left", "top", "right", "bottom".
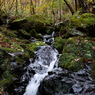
{"left": 72, "top": 83, "right": 83, "bottom": 93}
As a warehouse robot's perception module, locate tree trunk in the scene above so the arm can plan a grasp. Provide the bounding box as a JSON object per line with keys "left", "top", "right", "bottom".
{"left": 64, "top": 0, "right": 74, "bottom": 15}
{"left": 57, "top": 0, "right": 61, "bottom": 22}
{"left": 30, "top": 0, "right": 35, "bottom": 15}
{"left": 51, "top": 0, "right": 55, "bottom": 23}
{"left": 75, "top": 0, "right": 77, "bottom": 11}
{"left": 16, "top": 0, "right": 18, "bottom": 15}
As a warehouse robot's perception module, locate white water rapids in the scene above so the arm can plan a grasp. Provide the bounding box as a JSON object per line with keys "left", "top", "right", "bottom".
{"left": 23, "top": 45, "right": 59, "bottom": 95}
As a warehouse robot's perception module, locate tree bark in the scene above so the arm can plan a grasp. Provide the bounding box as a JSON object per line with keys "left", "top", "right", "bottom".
{"left": 16, "top": 0, "right": 18, "bottom": 15}
{"left": 64, "top": 0, "right": 75, "bottom": 15}
{"left": 30, "top": 0, "right": 35, "bottom": 15}
{"left": 75, "top": 0, "right": 77, "bottom": 11}
{"left": 57, "top": 0, "right": 61, "bottom": 22}
{"left": 51, "top": 0, "right": 55, "bottom": 23}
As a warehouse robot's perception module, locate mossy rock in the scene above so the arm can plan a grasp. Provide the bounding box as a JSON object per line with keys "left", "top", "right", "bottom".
{"left": 11, "top": 43, "right": 24, "bottom": 51}
{"left": 26, "top": 41, "right": 46, "bottom": 58}
{"left": 0, "top": 48, "right": 13, "bottom": 89}
{"left": 53, "top": 37, "right": 67, "bottom": 53}
{"left": 69, "top": 13, "right": 95, "bottom": 36}
{"left": 46, "top": 26, "right": 54, "bottom": 35}
{"left": 36, "top": 34, "right": 43, "bottom": 40}
{"left": 9, "top": 15, "right": 46, "bottom": 34}
{"left": 59, "top": 37, "right": 95, "bottom": 72}
{"left": 18, "top": 29, "right": 31, "bottom": 39}
{"left": 59, "top": 53, "right": 82, "bottom": 72}
{"left": 3, "top": 30, "right": 17, "bottom": 38}
{"left": 29, "top": 29, "right": 37, "bottom": 37}
{"left": 38, "top": 76, "right": 72, "bottom": 95}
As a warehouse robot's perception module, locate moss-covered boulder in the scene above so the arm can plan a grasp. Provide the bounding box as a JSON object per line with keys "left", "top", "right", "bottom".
{"left": 3, "top": 30, "right": 17, "bottom": 38}
{"left": 53, "top": 37, "right": 67, "bottom": 53}
{"left": 9, "top": 15, "right": 46, "bottom": 34}
{"left": 59, "top": 37, "right": 95, "bottom": 72}
{"left": 0, "top": 47, "right": 30, "bottom": 94}
{"left": 69, "top": 13, "right": 95, "bottom": 37}
{"left": 29, "top": 29, "right": 37, "bottom": 37}
{"left": 18, "top": 29, "right": 31, "bottom": 39}
{"left": 36, "top": 34, "right": 43, "bottom": 40}
{"left": 0, "top": 10, "right": 7, "bottom": 25}
{"left": 0, "top": 48, "right": 15, "bottom": 90}
{"left": 25, "top": 41, "right": 46, "bottom": 58}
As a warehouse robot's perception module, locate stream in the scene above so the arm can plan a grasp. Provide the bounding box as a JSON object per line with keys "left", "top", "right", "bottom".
{"left": 23, "top": 45, "right": 59, "bottom": 95}
{"left": 23, "top": 33, "right": 59, "bottom": 95}
{"left": 9, "top": 32, "right": 95, "bottom": 95}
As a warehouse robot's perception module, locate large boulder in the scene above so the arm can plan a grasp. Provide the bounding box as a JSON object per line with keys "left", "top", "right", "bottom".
{"left": 8, "top": 15, "right": 46, "bottom": 34}
{"left": 54, "top": 13, "right": 95, "bottom": 38}
{"left": 68, "top": 13, "right": 95, "bottom": 37}
{"left": 57, "top": 37, "right": 95, "bottom": 72}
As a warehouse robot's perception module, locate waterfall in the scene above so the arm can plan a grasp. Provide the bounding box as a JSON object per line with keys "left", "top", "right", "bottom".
{"left": 23, "top": 45, "right": 59, "bottom": 95}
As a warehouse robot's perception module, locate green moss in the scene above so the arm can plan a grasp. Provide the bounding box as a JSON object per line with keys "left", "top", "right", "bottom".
{"left": 11, "top": 43, "right": 24, "bottom": 51}
{"left": 59, "top": 53, "right": 82, "bottom": 72}
{"left": 19, "top": 29, "right": 31, "bottom": 38}
{"left": 0, "top": 33, "right": 4, "bottom": 37}
{"left": 69, "top": 13, "right": 95, "bottom": 28}
{"left": 26, "top": 41, "right": 46, "bottom": 58}
{"left": 0, "top": 47, "right": 17, "bottom": 53}
{"left": 15, "top": 56, "right": 24, "bottom": 65}
{"left": 53, "top": 38, "right": 67, "bottom": 53}
{"left": 2, "top": 37, "right": 13, "bottom": 45}
{"left": 36, "top": 34, "right": 43, "bottom": 40}
{"left": 59, "top": 27, "right": 66, "bottom": 32}
{"left": 28, "top": 15, "right": 46, "bottom": 25}
{"left": 13, "top": 17, "right": 26, "bottom": 23}
{"left": 91, "top": 64, "right": 95, "bottom": 80}
{"left": 0, "top": 75, "right": 14, "bottom": 88}
{"left": 59, "top": 37, "right": 95, "bottom": 72}
{"left": 3, "top": 37, "right": 9, "bottom": 42}
{"left": 29, "top": 29, "right": 37, "bottom": 37}
{"left": 3, "top": 30, "right": 17, "bottom": 38}
{"left": 20, "top": 44, "right": 27, "bottom": 49}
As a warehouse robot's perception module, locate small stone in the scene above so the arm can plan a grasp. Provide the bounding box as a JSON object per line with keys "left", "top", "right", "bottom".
{"left": 72, "top": 83, "right": 83, "bottom": 93}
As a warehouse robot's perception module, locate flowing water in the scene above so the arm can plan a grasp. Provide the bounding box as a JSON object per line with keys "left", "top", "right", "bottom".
{"left": 8, "top": 32, "right": 95, "bottom": 95}
{"left": 23, "top": 45, "right": 59, "bottom": 95}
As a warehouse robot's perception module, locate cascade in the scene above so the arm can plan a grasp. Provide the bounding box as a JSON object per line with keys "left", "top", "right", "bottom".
{"left": 23, "top": 32, "right": 59, "bottom": 95}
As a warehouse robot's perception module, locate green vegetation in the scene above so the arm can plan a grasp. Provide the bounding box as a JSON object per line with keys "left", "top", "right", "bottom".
{"left": 69, "top": 13, "right": 95, "bottom": 28}
{"left": 29, "top": 29, "right": 37, "bottom": 37}
{"left": 53, "top": 37, "right": 67, "bottom": 53}
{"left": 25, "top": 41, "right": 46, "bottom": 58}
{"left": 3, "top": 30, "right": 17, "bottom": 38}
{"left": 59, "top": 37, "right": 95, "bottom": 72}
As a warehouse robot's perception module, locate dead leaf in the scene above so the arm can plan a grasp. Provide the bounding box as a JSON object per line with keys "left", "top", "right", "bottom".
{"left": 0, "top": 89, "right": 4, "bottom": 94}
{"left": 74, "top": 58, "right": 80, "bottom": 62}
{"left": 93, "top": 47, "right": 95, "bottom": 50}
